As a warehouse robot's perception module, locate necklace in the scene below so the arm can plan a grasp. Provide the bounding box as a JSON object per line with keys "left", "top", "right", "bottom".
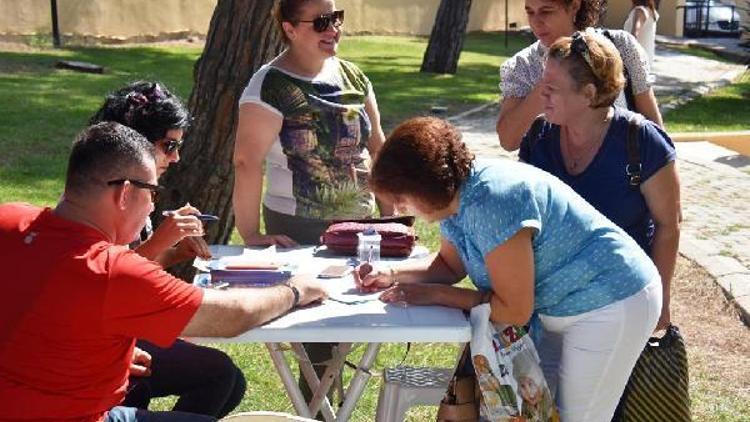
{"left": 561, "top": 117, "right": 611, "bottom": 174}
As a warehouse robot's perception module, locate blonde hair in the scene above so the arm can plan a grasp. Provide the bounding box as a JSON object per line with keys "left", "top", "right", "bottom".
{"left": 547, "top": 28, "right": 625, "bottom": 108}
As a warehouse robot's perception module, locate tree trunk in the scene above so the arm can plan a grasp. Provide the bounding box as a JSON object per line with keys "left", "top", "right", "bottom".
{"left": 156, "top": 0, "right": 284, "bottom": 278}
{"left": 420, "top": 0, "right": 473, "bottom": 74}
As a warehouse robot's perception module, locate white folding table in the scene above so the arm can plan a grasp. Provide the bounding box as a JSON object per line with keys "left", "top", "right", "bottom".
{"left": 193, "top": 245, "right": 471, "bottom": 421}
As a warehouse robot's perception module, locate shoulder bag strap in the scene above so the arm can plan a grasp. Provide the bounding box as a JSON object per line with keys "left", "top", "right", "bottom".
{"left": 626, "top": 113, "right": 643, "bottom": 188}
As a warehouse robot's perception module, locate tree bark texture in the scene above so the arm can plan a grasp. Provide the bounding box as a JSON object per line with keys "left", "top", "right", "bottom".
{"left": 420, "top": 0, "right": 473, "bottom": 74}
{"left": 156, "top": 0, "right": 284, "bottom": 277}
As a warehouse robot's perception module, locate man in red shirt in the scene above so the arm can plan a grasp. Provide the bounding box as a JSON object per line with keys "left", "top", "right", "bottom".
{"left": 0, "top": 122, "right": 327, "bottom": 422}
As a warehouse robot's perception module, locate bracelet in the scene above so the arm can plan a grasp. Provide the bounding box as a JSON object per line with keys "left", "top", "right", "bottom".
{"left": 283, "top": 283, "right": 300, "bottom": 309}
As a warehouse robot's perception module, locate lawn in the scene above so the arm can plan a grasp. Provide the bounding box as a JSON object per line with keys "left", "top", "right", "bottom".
{"left": 1, "top": 33, "right": 749, "bottom": 420}
{"left": 664, "top": 70, "right": 750, "bottom": 133}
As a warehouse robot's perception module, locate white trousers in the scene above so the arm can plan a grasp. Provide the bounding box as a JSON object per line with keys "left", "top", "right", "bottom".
{"left": 537, "top": 278, "right": 662, "bottom": 422}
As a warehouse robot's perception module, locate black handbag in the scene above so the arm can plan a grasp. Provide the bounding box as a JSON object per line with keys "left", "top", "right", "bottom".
{"left": 613, "top": 324, "right": 691, "bottom": 421}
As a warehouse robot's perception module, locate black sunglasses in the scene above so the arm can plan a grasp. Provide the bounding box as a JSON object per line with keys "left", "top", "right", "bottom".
{"left": 298, "top": 10, "right": 344, "bottom": 33}
{"left": 570, "top": 32, "right": 595, "bottom": 71}
{"left": 161, "top": 137, "right": 183, "bottom": 155}
{"left": 107, "top": 179, "right": 164, "bottom": 202}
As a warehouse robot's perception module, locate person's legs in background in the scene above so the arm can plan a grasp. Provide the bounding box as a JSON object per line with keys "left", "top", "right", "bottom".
{"left": 538, "top": 280, "right": 661, "bottom": 421}
{"left": 124, "top": 339, "right": 246, "bottom": 418}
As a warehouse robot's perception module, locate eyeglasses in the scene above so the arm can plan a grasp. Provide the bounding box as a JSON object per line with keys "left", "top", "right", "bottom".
{"left": 570, "top": 32, "right": 595, "bottom": 71}
{"left": 107, "top": 179, "right": 164, "bottom": 202}
{"left": 298, "top": 10, "right": 344, "bottom": 33}
{"left": 161, "top": 137, "right": 183, "bottom": 155}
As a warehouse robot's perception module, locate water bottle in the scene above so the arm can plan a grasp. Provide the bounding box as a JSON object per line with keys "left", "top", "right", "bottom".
{"left": 357, "top": 227, "right": 381, "bottom": 264}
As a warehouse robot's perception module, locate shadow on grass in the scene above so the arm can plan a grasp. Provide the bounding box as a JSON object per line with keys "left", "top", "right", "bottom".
{"left": 665, "top": 73, "right": 750, "bottom": 132}
{"left": 0, "top": 46, "right": 202, "bottom": 194}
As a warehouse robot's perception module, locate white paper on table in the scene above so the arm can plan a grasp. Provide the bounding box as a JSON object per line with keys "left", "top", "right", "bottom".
{"left": 325, "top": 282, "right": 383, "bottom": 305}
{"left": 195, "top": 245, "right": 280, "bottom": 272}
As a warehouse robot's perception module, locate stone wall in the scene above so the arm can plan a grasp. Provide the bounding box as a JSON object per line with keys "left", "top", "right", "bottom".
{"left": 0, "top": 0, "right": 690, "bottom": 43}
{"left": 0, "top": 0, "right": 528, "bottom": 42}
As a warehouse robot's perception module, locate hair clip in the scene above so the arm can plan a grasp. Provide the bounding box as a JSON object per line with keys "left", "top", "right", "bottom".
{"left": 146, "top": 83, "right": 165, "bottom": 101}
{"left": 126, "top": 92, "right": 149, "bottom": 107}
{"left": 570, "top": 31, "right": 595, "bottom": 71}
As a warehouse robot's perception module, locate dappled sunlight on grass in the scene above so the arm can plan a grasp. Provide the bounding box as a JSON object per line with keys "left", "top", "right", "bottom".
{"left": 666, "top": 71, "right": 750, "bottom": 132}
{"left": 340, "top": 34, "right": 532, "bottom": 130}
{"left": 0, "top": 45, "right": 201, "bottom": 205}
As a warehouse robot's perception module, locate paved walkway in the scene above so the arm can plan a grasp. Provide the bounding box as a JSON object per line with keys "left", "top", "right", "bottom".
{"left": 450, "top": 43, "right": 750, "bottom": 324}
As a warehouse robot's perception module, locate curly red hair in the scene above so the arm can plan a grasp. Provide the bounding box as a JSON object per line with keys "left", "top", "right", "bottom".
{"left": 370, "top": 117, "right": 474, "bottom": 210}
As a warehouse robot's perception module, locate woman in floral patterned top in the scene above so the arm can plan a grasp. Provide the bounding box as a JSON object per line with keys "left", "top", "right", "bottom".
{"left": 496, "top": 0, "right": 663, "bottom": 151}
{"left": 232, "top": 0, "right": 393, "bottom": 411}
{"left": 233, "top": 0, "right": 392, "bottom": 248}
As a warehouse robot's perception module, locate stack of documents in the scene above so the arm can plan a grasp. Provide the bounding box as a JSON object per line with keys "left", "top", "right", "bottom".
{"left": 203, "top": 246, "right": 293, "bottom": 287}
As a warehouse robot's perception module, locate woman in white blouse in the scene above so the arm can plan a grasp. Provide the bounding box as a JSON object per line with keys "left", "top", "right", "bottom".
{"left": 624, "top": 0, "right": 660, "bottom": 66}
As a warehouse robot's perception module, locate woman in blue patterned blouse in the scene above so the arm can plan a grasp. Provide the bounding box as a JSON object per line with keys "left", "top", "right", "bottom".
{"left": 355, "top": 116, "right": 661, "bottom": 421}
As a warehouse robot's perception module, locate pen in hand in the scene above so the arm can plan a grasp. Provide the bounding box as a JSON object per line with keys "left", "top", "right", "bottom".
{"left": 162, "top": 210, "right": 219, "bottom": 222}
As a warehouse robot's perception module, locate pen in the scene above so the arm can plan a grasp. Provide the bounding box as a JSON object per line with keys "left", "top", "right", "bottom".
{"left": 161, "top": 211, "right": 219, "bottom": 222}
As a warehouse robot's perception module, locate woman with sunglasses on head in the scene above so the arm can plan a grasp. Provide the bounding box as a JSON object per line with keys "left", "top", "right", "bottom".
{"left": 355, "top": 116, "right": 662, "bottom": 421}
{"left": 496, "top": 0, "right": 663, "bottom": 152}
{"left": 90, "top": 81, "right": 246, "bottom": 419}
{"left": 520, "top": 29, "right": 680, "bottom": 333}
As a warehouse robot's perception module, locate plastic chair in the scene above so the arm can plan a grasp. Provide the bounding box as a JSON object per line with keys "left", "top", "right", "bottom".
{"left": 220, "top": 411, "right": 318, "bottom": 421}
{"left": 375, "top": 366, "right": 453, "bottom": 422}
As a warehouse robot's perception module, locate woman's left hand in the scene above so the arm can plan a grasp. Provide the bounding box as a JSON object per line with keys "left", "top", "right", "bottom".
{"left": 655, "top": 302, "right": 671, "bottom": 331}
{"left": 379, "top": 283, "right": 443, "bottom": 306}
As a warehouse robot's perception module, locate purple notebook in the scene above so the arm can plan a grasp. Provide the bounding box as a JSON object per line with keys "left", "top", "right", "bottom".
{"left": 210, "top": 269, "right": 292, "bottom": 287}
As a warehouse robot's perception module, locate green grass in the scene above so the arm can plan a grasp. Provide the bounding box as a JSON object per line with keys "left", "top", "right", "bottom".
{"left": 339, "top": 33, "right": 531, "bottom": 130}
{"left": 0, "top": 45, "right": 199, "bottom": 205}
{"left": 2, "top": 33, "right": 749, "bottom": 420}
{"left": 665, "top": 71, "right": 750, "bottom": 132}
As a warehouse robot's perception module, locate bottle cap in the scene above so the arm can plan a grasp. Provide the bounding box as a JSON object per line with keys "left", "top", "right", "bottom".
{"left": 362, "top": 226, "right": 377, "bottom": 236}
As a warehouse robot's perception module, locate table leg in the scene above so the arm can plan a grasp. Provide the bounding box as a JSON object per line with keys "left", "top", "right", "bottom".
{"left": 291, "top": 343, "right": 342, "bottom": 421}
{"left": 265, "top": 343, "right": 312, "bottom": 418}
{"left": 336, "top": 343, "right": 381, "bottom": 421}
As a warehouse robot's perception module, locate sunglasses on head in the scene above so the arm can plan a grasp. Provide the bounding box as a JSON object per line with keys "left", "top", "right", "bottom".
{"left": 570, "top": 32, "right": 595, "bottom": 71}
{"left": 161, "top": 137, "right": 183, "bottom": 155}
{"left": 107, "top": 179, "right": 164, "bottom": 202}
{"left": 298, "top": 10, "right": 344, "bottom": 33}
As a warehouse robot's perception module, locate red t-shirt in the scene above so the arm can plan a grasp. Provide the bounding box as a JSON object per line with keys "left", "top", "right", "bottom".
{"left": 0, "top": 203, "right": 204, "bottom": 421}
